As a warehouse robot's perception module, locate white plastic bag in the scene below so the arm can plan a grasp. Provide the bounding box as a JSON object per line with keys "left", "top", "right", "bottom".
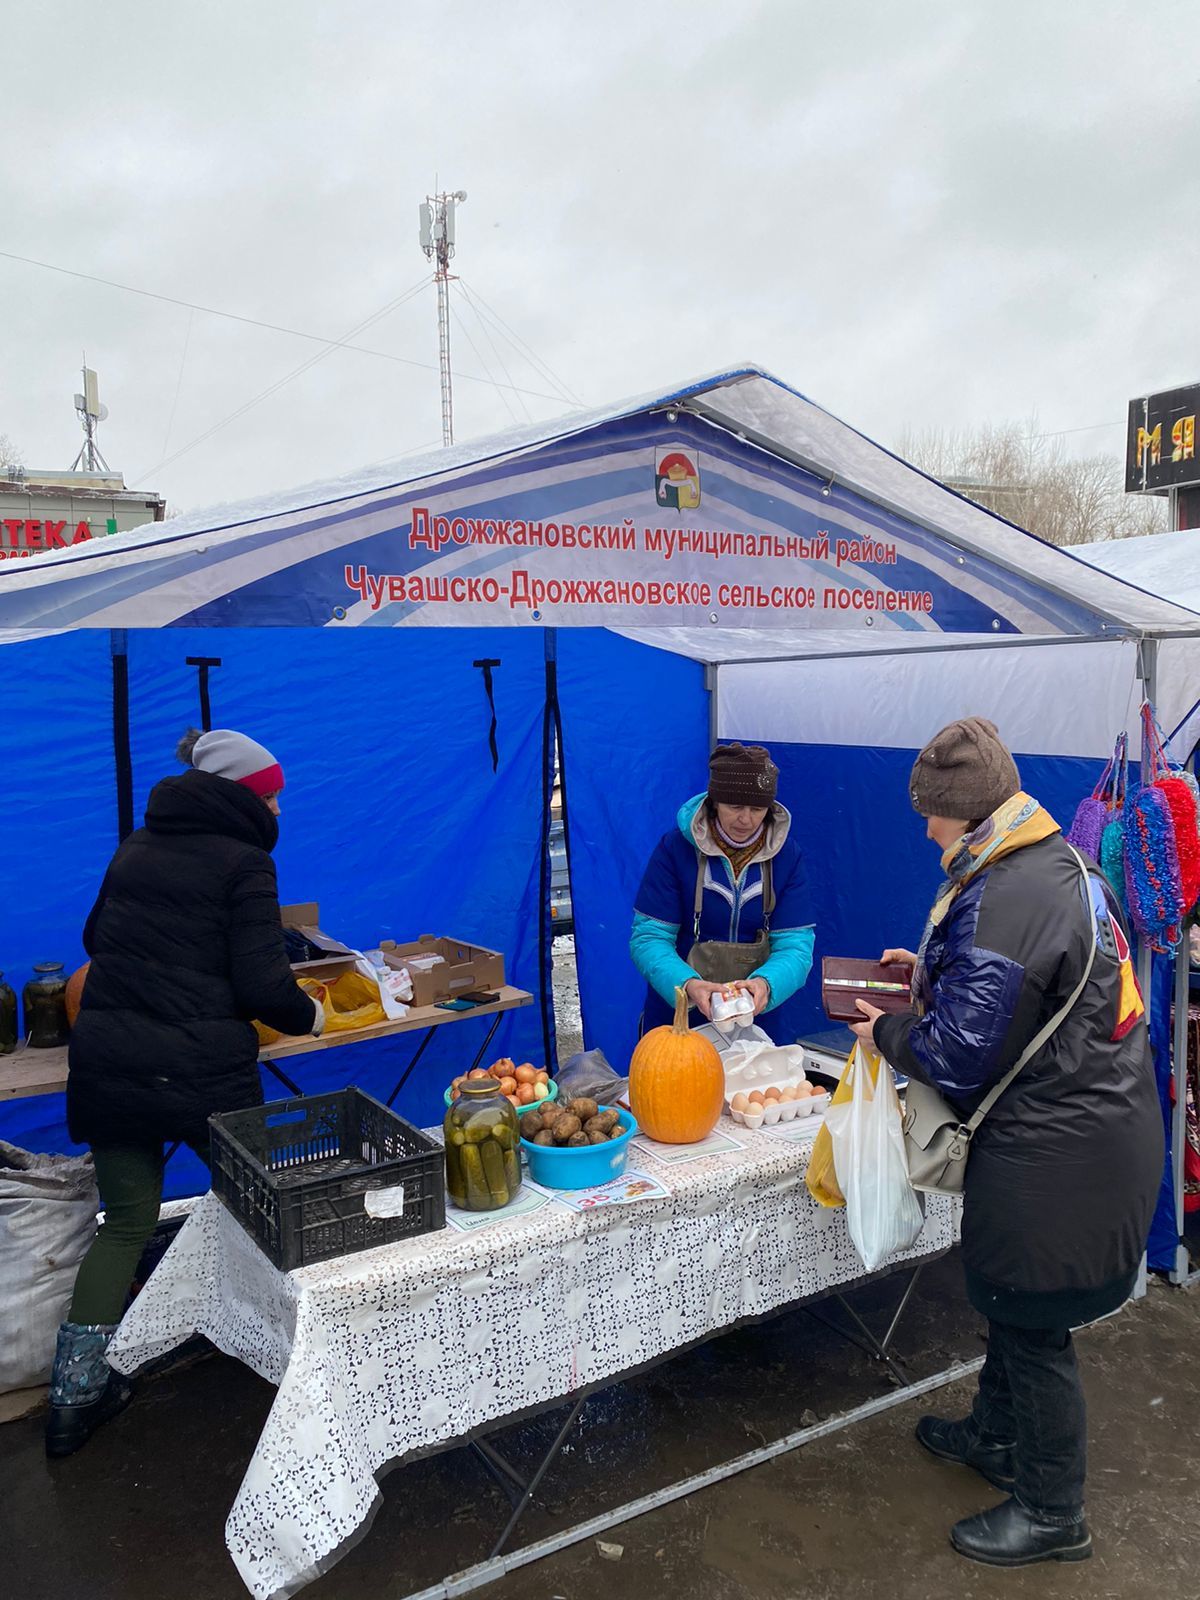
{"left": 825, "top": 1045, "right": 923, "bottom": 1271}
{"left": 0, "top": 1142, "right": 98, "bottom": 1392}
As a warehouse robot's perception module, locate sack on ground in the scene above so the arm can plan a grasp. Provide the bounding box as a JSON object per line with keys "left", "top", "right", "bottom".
{"left": 0, "top": 1142, "right": 99, "bottom": 1393}
{"left": 824, "top": 1045, "right": 924, "bottom": 1271}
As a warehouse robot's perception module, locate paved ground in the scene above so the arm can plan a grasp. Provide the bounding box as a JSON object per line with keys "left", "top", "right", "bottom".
{"left": 2, "top": 1248, "right": 1197, "bottom": 1600}
{"left": 552, "top": 932, "right": 583, "bottom": 1063}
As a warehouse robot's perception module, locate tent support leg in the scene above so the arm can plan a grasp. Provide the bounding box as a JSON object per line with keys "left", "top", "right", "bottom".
{"left": 483, "top": 1394, "right": 587, "bottom": 1558}
{"left": 110, "top": 629, "right": 134, "bottom": 843}
{"left": 806, "top": 1264, "right": 924, "bottom": 1386}
{"left": 1170, "top": 936, "right": 1192, "bottom": 1283}
{"left": 263, "top": 1061, "right": 304, "bottom": 1097}
{"left": 385, "top": 1028, "right": 438, "bottom": 1108}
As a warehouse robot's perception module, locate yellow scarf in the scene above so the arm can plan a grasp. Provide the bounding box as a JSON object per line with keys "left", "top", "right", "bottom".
{"left": 928, "top": 791, "right": 1060, "bottom": 933}
{"left": 911, "top": 793, "right": 1058, "bottom": 1018}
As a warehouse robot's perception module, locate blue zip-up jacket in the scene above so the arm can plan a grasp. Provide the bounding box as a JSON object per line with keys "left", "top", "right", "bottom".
{"left": 630, "top": 794, "right": 815, "bottom": 1037}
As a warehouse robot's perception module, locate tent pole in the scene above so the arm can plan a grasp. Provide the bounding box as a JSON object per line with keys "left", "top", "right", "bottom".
{"left": 705, "top": 664, "right": 719, "bottom": 748}
{"left": 110, "top": 628, "right": 134, "bottom": 842}
{"left": 1134, "top": 634, "right": 1193, "bottom": 1284}
{"left": 1170, "top": 941, "right": 1191, "bottom": 1283}
{"left": 538, "top": 631, "right": 558, "bottom": 1073}
{"left": 1136, "top": 637, "right": 1158, "bottom": 1010}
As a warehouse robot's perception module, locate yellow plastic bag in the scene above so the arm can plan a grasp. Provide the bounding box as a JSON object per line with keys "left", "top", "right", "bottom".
{"left": 254, "top": 971, "right": 387, "bottom": 1046}
{"left": 805, "top": 1047, "right": 871, "bottom": 1208}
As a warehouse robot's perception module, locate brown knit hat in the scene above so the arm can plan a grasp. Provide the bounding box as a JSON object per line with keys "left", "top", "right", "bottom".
{"left": 909, "top": 717, "right": 1020, "bottom": 820}
{"left": 708, "top": 743, "right": 778, "bottom": 807}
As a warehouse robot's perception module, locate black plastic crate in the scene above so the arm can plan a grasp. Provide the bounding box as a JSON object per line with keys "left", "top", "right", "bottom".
{"left": 209, "top": 1088, "right": 445, "bottom": 1269}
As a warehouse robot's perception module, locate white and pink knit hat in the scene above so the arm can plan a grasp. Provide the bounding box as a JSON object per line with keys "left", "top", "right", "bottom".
{"left": 190, "top": 729, "right": 284, "bottom": 798}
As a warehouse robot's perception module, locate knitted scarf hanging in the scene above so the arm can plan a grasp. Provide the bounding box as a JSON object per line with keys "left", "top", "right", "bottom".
{"left": 1066, "top": 732, "right": 1124, "bottom": 860}
{"left": 1144, "top": 703, "right": 1200, "bottom": 916}
{"left": 1125, "top": 704, "right": 1187, "bottom": 951}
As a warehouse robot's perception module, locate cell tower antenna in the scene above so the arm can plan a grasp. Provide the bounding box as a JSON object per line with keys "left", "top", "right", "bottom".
{"left": 70, "top": 361, "right": 112, "bottom": 473}
{"left": 419, "top": 188, "right": 467, "bottom": 446}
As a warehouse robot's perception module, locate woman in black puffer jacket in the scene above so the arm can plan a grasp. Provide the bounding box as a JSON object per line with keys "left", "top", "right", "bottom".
{"left": 852, "top": 718, "right": 1161, "bottom": 1572}
{"left": 48, "top": 728, "right": 321, "bottom": 1458}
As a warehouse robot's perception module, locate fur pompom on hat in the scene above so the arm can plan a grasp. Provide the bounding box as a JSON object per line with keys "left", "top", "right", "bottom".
{"left": 909, "top": 717, "right": 1020, "bottom": 820}
{"left": 178, "top": 728, "right": 285, "bottom": 798}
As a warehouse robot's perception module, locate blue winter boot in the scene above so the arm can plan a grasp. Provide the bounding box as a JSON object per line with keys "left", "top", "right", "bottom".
{"left": 44, "top": 1322, "right": 133, "bottom": 1458}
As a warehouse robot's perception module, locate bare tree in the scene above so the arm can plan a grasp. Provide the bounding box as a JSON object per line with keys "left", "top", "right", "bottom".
{"left": 0, "top": 433, "right": 21, "bottom": 471}
{"left": 896, "top": 421, "right": 1167, "bottom": 547}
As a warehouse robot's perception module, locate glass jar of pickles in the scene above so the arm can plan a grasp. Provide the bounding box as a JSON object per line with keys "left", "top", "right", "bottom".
{"left": 24, "top": 962, "right": 71, "bottom": 1049}
{"left": 443, "top": 1079, "right": 521, "bottom": 1210}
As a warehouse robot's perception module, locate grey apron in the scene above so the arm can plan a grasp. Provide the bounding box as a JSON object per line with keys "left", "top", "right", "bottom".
{"left": 687, "top": 854, "right": 774, "bottom": 984}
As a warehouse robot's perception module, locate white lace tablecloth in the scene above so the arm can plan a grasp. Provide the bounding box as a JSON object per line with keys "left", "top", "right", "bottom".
{"left": 107, "top": 1126, "right": 956, "bottom": 1600}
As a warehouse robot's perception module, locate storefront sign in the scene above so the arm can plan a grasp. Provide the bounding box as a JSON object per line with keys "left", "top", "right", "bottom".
{"left": 1126, "top": 382, "right": 1200, "bottom": 493}
{"left": 0, "top": 517, "right": 117, "bottom": 560}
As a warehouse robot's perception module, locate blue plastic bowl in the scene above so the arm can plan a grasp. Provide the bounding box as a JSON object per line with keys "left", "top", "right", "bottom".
{"left": 444, "top": 1079, "right": 558, "bottom": 1112}
{"left": 519, "top": 1107, "right": 638, "bottom": 1190}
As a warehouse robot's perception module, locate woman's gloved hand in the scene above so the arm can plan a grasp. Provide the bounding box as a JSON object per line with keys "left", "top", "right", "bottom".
{"left": 309, "top": 994, "right": 326, "bottom": 1037}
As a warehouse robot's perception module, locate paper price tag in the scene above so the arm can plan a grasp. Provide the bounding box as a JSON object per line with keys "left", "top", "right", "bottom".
{"left": 363, "top": 1184, "right": 406, "bottom": 1219}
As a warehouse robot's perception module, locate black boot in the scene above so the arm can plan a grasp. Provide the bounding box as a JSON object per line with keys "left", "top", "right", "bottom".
{"left": 951, "top": 1497, "right": 1092, "bottom": 1567}
{"left": 915, "top": 1413, "right": 1015, "bottom": 1492}
{"left": 44, "top": 1323, "right": 134, "bottom": 1459}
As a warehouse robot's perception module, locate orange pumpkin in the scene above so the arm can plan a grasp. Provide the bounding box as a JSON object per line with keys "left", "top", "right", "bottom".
{"left": 65, "top": 962, "right": 90, "bottom": 1026}
{"left": 629, "top": 985, "right": 725, "bottom": 1144}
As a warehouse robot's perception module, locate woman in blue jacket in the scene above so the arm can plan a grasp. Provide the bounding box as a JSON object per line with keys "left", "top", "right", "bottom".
{"left": 630, "top": 743, "right": 815, "bottom": 1035}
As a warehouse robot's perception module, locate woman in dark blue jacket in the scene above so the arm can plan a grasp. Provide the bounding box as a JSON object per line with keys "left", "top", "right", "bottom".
{"left": 630, "top": 743, "right": 815, "bottom": 1034}
{"left": 853, "top": 717, "right": 1161, "bottom": 1571}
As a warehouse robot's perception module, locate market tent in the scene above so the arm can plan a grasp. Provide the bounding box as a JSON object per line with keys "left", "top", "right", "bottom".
{"left": 1073, "top": 526, "right": 1200, "bottom": 616}
{"left": 2, "top": 365, "right": 1198, "bottom": 1226}
{"left": 1072, "top": 528, "right": 1200, "bottom": 757}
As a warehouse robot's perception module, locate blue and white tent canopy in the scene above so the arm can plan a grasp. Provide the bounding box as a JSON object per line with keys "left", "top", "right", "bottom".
{"left": 2, "top": 365, "right": 1197, "bottom": 643}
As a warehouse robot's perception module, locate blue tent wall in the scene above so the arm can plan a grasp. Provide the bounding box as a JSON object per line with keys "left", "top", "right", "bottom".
{"left": 1, "top": 627, "right": 550, "bottom": 1198}
{"left": 557, "top": 632, "right": 711, "bottom": 1072}
{"left": 0, "top": 631, "right": 117, "bottom": 1172}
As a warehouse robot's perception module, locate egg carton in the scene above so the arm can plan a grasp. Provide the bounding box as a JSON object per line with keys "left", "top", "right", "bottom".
{"left": 721, "top": 1041, "right": 831, "bottom": 1129}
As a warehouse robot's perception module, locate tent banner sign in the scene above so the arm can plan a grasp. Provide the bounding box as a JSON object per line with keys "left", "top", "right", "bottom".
{"left": 1126, "top": 382, "right": 1200, "bottom": 494}
{"left": 0, "top": 413, "right": 1107, "bottom": 636}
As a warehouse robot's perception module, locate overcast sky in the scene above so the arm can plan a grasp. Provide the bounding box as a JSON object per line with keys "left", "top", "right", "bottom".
{"left": 2, "top": 1, "right": 1197, "bottom": 514}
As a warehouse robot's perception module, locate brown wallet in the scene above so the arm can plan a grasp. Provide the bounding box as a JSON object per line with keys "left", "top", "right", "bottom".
{"left": 821, "top": 958, "right": 913, "bottom": 1023}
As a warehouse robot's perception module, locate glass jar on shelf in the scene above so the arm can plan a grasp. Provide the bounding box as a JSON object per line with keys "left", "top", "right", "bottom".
{"left": 24, "top": 963, "right": 71, "bottom": 1049}
{"left": 443, "top": 1078, "right": 521, "bottom": 1210}
{"left": 0, "top": 973, "right": 16, "bottom": 1055}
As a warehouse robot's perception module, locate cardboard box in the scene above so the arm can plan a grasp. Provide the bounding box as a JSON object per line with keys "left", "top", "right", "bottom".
{"left": 379, "top": 936, "right": 506, "bottom": 1008}
{"left": 280, "top": 903, "right": 359, "bottom": 983}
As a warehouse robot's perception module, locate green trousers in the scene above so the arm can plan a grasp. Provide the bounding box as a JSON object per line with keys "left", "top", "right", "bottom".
{"left": 69, "top": 1140, "right": 209, "bottom": 1327}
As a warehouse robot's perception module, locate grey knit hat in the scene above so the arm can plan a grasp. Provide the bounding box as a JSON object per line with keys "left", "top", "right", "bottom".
{"left": 909, "top": 717, "right": 1019, "bottom": 820}
{"left": 187, "top": 729, "right": 285, "bottom": 798}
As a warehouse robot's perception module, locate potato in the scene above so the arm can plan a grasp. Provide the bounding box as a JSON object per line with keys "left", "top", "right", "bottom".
{"left": 521, "top": 1112, "right": 544, "bottom": 1138}
{"left": 533, "top": 1129, "right": 555, "bottom": 1146}
{"left": 587, "top": 1130, "right": 608, "bottom": 1145}
{"left": 584, "top": 1115, "right": 608, "bottom": 1134}
{"left": 538, "top": 1100, "right": 564, "bottom": 1121}
{"left": 594, "top": 1109, "right": 621, "bottom": 1134}
{"left": 567, "top": 1097, "right": 599, "bottom": 1122}
{"left": 552, "top": 1113, "right": 582, "bottom": 1143}
{"left": 567, "top": 1132, "right": 589, "bottom": 1148}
